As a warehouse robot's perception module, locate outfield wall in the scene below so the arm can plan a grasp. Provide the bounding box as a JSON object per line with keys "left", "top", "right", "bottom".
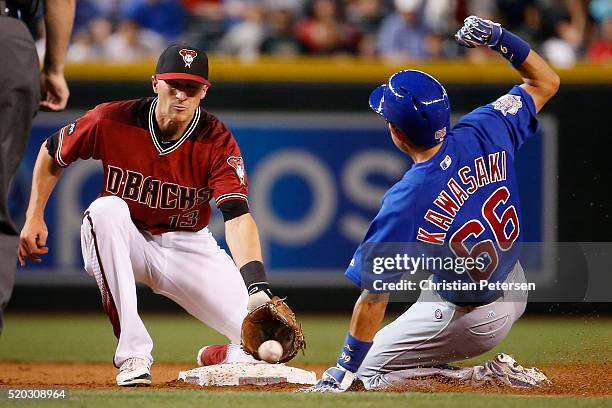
{"left": 7, "top": 60, "right": 612, "bottom": 311}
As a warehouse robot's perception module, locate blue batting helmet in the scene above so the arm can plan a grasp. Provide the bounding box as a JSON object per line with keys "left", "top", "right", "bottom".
{"left": 369, "top": 70, "right": 451, "bottom": 147}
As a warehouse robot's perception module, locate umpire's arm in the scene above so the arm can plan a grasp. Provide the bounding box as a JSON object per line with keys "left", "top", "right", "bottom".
{"left": 40, "top": 0, "right": 76, "bottom": 111}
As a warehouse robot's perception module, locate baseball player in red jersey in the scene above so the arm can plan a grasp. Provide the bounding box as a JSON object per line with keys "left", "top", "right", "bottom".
{"left": 18, "top": 44, "right": 278, "bottom": 386}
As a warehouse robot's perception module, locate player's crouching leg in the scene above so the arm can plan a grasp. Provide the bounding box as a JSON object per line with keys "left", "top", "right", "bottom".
{"left": 81, "top": 195, "right": 155, "bottom": 386}
{"left": 84, "top": 196, "right": 131, "bottom": 229}
{"left": 81, "top": 195, "right": 133, "bottom": 277}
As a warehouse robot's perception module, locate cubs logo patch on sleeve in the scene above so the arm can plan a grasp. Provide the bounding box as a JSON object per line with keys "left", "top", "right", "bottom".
{"left": 492, "top": 94, "right": 523, "bottom": 116}
{"left": 227, "top": 156, "right": 246, "bottom": 185}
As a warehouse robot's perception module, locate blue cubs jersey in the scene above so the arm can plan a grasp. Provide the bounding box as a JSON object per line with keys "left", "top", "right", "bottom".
{"left": 345, "top": 86, "right": 539, "bottom": 303}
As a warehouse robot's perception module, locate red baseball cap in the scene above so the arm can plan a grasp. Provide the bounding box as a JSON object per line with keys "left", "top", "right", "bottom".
{"left": 155, "top": 44, "right": 211, "bottom": 86}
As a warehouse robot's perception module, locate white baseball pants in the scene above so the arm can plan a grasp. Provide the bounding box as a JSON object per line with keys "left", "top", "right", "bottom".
{"left": 80, "top": 196, "right": 249, "bottom": 367}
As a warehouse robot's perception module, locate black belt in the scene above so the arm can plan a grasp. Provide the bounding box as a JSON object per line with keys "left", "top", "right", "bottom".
{"left": 448, "top": 291, "right": 503, "bottom": 308}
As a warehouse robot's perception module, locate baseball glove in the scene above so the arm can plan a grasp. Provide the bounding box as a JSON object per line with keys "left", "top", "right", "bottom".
{"left": 241, "top": 296, "right": 305, "bottom": 363}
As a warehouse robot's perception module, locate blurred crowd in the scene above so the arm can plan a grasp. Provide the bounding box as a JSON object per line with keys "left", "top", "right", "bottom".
{"left": 33, "top": 0, "right": 612, "bottom": 67}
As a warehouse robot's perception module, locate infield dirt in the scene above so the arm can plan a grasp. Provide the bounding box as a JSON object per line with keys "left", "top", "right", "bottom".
{"left": 0, "top": 362, "right": 609, "bottom": 397}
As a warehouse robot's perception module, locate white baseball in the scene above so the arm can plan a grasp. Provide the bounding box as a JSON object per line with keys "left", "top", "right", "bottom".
{"left": 258, "top": 340, "right": 283, "bottom": 363}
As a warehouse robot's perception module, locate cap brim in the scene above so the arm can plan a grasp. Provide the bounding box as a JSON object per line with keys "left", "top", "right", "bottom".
{"left": 156, "top": 73, "right": 211, "bottom": 86}
{"left": 369, "top": 84, "right": 386, "bottom": 116}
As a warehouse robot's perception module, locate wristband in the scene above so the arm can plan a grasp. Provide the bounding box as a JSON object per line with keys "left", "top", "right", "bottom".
{"left": 490, "top": 29, "right": 530, "bottom": 68}
{"left": 336, "top": 332, "right": 373, "bottom": 373}
{"left": 247, "top": 281, "right": 273, "bottom": 297}
{"left": 240, "top": 261, "right": 271, "bottom": 295}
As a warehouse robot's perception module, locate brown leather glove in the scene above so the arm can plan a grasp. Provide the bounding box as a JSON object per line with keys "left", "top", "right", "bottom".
{"left": 241, "top": 296, "right": 306, "bottom": 363}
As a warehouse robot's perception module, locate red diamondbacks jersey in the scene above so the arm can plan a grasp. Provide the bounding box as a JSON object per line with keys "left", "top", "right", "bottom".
{"left": 46, "top": 97, "right": 248, "bottom": 234}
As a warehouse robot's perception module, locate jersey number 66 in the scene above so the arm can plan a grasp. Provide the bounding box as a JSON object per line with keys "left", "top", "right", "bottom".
{"left": 449, "top": 186, "right": 520, "bottom": 282}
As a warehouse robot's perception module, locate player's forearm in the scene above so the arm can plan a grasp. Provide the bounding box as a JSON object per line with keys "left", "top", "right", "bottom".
{"left": 42, "top": 0, "right": 76, "bottom": 74}
{"left": 225, "top": 212, "right": 263, "bottom": 268}
{"left": 489, "top": 22, "right": 560, "bottom": 112}
{"left": 330, "top": 290, "right": 388, "bottom": 376}
{"left": 25, "top": 144, "right": 63, "bottom": 220}
{"left": 349, "top": 291, "right": 390, "bottom": 341}
{"left": 486, "top": 22, "right": 560, "bottom": 111}
{"left": 456, "top": 16, "right": 560, "bottom": 112}
{"left": 516, "top": 50, "right": 560, "bottom": 113}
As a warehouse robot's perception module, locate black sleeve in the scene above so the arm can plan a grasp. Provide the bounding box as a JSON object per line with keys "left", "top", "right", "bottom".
{"left": 45, "top": 134, "right": 58, "bottom": 157}
{"left": 219, "top": 200, "right": 250, "bottom": 222}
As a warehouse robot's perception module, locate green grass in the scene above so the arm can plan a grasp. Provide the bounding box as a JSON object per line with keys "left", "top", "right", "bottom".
{"left": 0, "top": 313, "right": 610, "bottom": 366}
{"left": 2, "top": 390, "right": 611, "bottom": 408}
{"left": 1, "top": 313, "right": 611, "bottom": 408}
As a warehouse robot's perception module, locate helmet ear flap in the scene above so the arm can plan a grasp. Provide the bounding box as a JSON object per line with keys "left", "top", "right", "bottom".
{"left": 388, "top": 122, "right": 408, "bottom": 142}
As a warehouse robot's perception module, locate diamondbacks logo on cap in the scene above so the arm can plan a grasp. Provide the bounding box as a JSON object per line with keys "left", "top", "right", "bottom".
{"left": 179, "top": 49, "right": 197, "bottom": 68}
{"left": 227, "top": 156, "right": 246, "bottom": 185}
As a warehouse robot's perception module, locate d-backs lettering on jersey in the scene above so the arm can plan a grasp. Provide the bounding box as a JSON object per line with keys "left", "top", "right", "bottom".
{"left": 345, "top": 86, "right": 539, "bottom": 303}
{"left": 46, "top": 97, "right": 248, "bottom": 234}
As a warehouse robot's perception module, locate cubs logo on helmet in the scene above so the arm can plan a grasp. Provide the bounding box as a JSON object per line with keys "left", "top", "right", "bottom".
{"left": 179, "top": 49, "right": 198, "bottom": 68}
{"left": 227, "top": 156, "right": 246, "bottom": 185}
{"left": 434, "top": 127, "right": 447, "bottom": 142}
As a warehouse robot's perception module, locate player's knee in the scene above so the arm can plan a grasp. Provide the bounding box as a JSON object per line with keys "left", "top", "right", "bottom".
{"left": 462, "top": 330, "right": 509, "bottom": 360}
{"left": 85, "top": 196, "right": 130, "bottom": 224}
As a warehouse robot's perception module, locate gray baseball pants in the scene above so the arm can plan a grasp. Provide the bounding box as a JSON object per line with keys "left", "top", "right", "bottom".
{"left": 358, "top": 262, "right": 528, "bottom": 389}
{"left": 0, "top": 16, "right": 40, "bottom": 335}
